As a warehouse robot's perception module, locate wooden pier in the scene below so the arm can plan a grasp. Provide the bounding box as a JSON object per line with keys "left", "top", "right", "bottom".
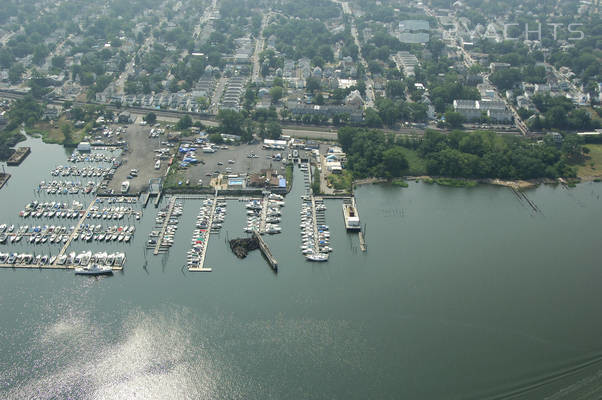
{"left": 359, "top": 231, "right": 367, "bottom": 252}
{"left": 188, "top": 195, "right": 216, "bottom": 272}
{"left": 153, "top": 196, "right": 176, "bottom": 255}
{"left": 252, "top": 230, "right": 278, "bottom": 272}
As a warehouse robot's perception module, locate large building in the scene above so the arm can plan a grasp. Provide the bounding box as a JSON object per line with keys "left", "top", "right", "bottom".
{"left": 452, "top": 99, "right": 513, "bottom": 123}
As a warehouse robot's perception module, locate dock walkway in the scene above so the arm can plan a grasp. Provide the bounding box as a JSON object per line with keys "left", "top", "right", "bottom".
{"left": 259, "top": 196, "right": 268, "bottom": 234}
{"left": 252, "top": 230, "right": 278, "bottom": 272}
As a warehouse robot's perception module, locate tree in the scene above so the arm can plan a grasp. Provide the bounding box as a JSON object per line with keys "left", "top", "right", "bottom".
{"left": 176, "top": 115, "right": 192, "bottom": 130}
{"left": 314, "top": 93, "right": 324, "bottom": 105}
{"left": 61, "top": 123, "right": 74, "bottom": 146}
{"left": 386, "top": 80, "right": 405, "bottom": 99}
{"left": 365, "top": 108, "right": 383, "bottom": 128}
{"left": 561, "top": 134, "right": 584, "bottom": 162}
{"left": 144, "top": 112, "right": 157, "bottom": 125}
{"left": 267, "top": 121, "right": 282, "bottom": 139}
{"left": 306, "top": 77, "right": 321, "bottom": 93}
{"left": 382, "top": 146, "right": 409, "bottom": 177}
{"left": 217, "top": 109, "right": 244, "bottom": 135}
{"left": 208, "top": 133, "right": 224, "bottom": 144}
{"left": 269, "top": 86, "right": 284, "bottom": 103}
{"left": 444, "top": 111, "right": 465, "bottom": 129}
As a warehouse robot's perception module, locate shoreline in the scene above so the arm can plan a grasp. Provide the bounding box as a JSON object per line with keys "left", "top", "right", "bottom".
{"left": 352, "top": 176, "right": 597, "bottom": 190}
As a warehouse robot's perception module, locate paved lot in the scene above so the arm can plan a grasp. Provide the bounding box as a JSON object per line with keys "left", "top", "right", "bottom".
{"left": 178, "top": 143, "right": 289, "bottom": 186}
{"left": 107, "top": 124, "right": 170, "bottom": 194}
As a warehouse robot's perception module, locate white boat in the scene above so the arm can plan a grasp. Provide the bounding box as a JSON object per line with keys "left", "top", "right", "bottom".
{"left": 306, "top": 253, "right": 329, "bottom": 262}
{"left": 121, "top": 181, "right": 130, "bottom": 193}
{"left": 74, "top": 263, "right": 113, "bottom": 276}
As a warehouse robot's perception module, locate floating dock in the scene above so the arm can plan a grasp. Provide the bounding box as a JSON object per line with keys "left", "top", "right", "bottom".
{"left": 252, "top": 230, "right": 278, "bottom": 272}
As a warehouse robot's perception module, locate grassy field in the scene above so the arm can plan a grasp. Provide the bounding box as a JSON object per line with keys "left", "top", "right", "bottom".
{"left": 26, "top": 117, "right": 85, "bottom": 145}
{"left": 577, "top": 144, "right": 602, "bottom": 179}
{"left": 398, "top": 147, "right": 427, "bottom": 176}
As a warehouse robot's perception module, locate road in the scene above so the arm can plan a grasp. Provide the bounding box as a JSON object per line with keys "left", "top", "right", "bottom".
{"left": 251, "top": 12, "right": 269, "bottom": 82}
{"left": 334, "top": 0, "right": 375, "bottom": 108}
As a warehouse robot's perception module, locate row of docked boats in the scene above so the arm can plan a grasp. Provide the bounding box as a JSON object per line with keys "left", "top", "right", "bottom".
{"left": 0, "top": 250, "right": 125, "bottom": 274}
{"left": 147, "top": 198, "right": 183, "bottom": 251}
{"left": 85, "top": 205, "right": 141, "bottom": 220}
{"left": 243, "top": 194, "right": 285, "bottom": 234}
{"left": 72, "top": 224, "right": 135, "bottom": 243}
{"left": 299, "top": 163, "right": 330, "bottom": 262}
{"left": 300, "top": 199, "right": 331, "bottom": 262}
{"left": 18, "top": 200, "right": 85, "bottom": 219}
{"left": 37, "top": 180, "right": 99, "bottom": 195}
{"left": 68, "top": 151, "right": 115, "bottom": 163}
{"left": 51, "top": 165, "right": 112, "bottom": 177}
{"left": 187, "top": 198, "right": 226, "bottom": 268}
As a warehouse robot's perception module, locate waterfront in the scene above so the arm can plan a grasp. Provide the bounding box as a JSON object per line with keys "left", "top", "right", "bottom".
{"left": 1, "top": 138, "right": 602, "bottom": 399}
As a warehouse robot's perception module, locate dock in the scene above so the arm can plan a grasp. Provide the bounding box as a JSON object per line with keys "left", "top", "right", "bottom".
{"left": 259, "top": 196, "right": 268, "bottom": 233}
{"left": 252, "top": 230, "right": 278, "bottom": 272}
{"left": 359, "top": 231, "right": 367, "bottom": 252}
{"left": 56, "top": 198, "right": 98, "bottom": 259}
{"left": 142, "top": 192, "right": 151, "bottom": 207}
{"left": 6, "top": 147, "right": 31, "bottom": 166}
{"left": 310, "top": 196, "right": 320, "bottom": 251}
{"left": 0, "top": 173, "right": 10, "bottom": 190}
{"left": 153, "top": 196, "right": 177, "bottom": 255}
{"left": 188, "top": 195, "right": 217, "bottom": 272}
{"left": 0, "top": 263, "right": 123, "bottom": 271}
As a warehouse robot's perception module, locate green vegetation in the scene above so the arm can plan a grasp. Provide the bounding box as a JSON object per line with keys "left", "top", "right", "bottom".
{"left": 577, "top": 144, "right": 602, "bottom": 179}
{"left": 528, "top": 95, "right": 600, "bottom": 132}
{"left": 327, "top": 170, "right": 353, "bottom": 192}
{"left": 337, "top": 127, "right": 410, "bottom": 178}
{"left": 338, "top": 127, "right": 582, "bottom": 180}
{"left": 391, "top": 179, "right": 409, "bottom": 188}
{"left": 144, "top": 112, "right": 157, "bottom": 125}
{"left": 312, "top": 167, "right": 321, "bottom": 195}
{"left": 423, "top": 178, "right": 478, "bottom": 188}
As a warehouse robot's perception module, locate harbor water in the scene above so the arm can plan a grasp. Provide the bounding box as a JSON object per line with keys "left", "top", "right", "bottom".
{"left": 1, "top": 137, "right": 602, "bottom": 399}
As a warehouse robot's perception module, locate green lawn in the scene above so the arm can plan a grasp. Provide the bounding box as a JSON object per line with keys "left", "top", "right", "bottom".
{"left": 578, "top": 144, "right": 602, "bottom": 179}
{"left": 398, "top": 147, "right": 427, "bottom": 176}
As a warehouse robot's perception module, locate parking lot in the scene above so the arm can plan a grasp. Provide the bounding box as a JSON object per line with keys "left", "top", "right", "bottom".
{"left": 177, "top": 143, "right": 290, "bottom": 186}
{"left": 106, "top": 124, "right": 170, "bottom": 194}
